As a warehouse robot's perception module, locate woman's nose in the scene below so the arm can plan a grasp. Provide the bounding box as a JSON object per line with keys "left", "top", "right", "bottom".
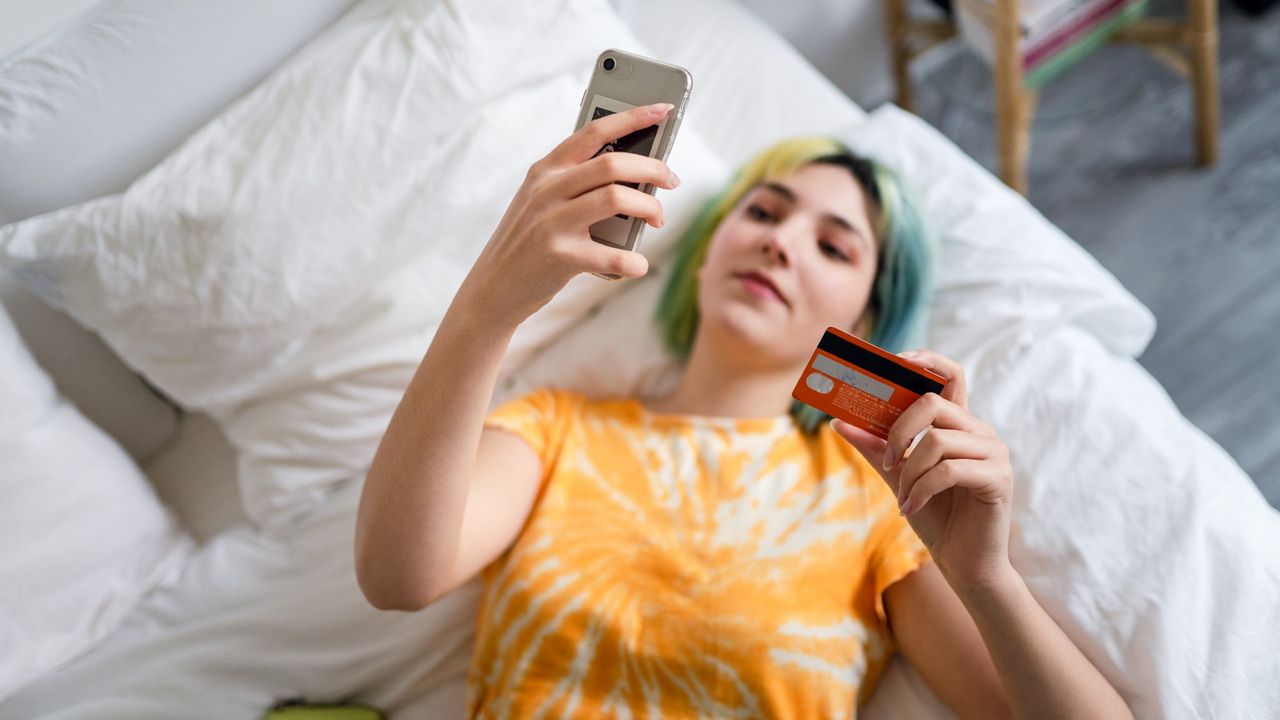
{"left": 761, "top": 222, "right": 802, "bottom": 265}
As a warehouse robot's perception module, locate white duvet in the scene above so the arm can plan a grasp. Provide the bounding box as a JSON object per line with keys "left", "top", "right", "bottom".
{"left": 1, "top": 0, "right": 1277, "bottom": 717}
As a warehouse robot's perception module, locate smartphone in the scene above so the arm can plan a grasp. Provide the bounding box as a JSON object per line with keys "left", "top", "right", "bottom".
{"left": 574, "top": 49, "right": 692, "bottom": 271}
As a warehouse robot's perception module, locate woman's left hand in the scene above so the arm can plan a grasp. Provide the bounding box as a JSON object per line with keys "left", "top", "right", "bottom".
{"left": 830, "top": 349, "right": 1013, "bottom": 589}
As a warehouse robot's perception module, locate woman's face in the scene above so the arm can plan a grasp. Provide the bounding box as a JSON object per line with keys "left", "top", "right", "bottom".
{"left": 695, "top": 162, "right": 879, "bottom": 367}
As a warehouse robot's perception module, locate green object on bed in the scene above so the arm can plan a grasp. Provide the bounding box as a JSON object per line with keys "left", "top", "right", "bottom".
{"left": 262, "top": 701, "right": 384, "bottom": 720}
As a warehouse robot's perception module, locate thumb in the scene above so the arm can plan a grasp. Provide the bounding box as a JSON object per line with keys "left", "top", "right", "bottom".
{"left": 584, "top": 244, "right": 649, "bottom": 280}
{"left": 830, "top": 419, "right": 900, "bottom": 493}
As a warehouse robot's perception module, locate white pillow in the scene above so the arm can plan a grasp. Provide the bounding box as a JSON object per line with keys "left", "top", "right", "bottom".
{"left": 0, "top": 0, "right": 633, "bottom": 411}
{"left": 0, "top": 0, "right": 728, "bottom": 529}
{"left": 0, "top": 0, "right": 356, "bottom": 225}
{"left": 840, "top": 104, "right": 1155, "bottom": 360}
{"left": 0, "top": 302, "right": 193, "bottom": 703}
{"left": 0, "top": 0, "right": 358, "bottom": 467}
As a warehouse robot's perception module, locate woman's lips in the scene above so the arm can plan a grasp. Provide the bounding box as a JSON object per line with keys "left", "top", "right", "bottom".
{"left": 738, "top": 273, "right": 786, "bottom": 304}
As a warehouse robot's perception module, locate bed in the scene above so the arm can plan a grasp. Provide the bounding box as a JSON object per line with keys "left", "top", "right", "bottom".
{"left": 1, "top": 0, "right": 1278, "bottom": 717}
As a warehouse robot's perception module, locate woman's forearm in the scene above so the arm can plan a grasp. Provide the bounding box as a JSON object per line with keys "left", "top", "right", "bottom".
{"left": 947, "top": 565, "right": 1133, "bottom": 720}
{"left": 352, "top": 103, "right": 674, "bottom": 611}
{"left": 354, "top": 289, "right": 519, "bottom": 611}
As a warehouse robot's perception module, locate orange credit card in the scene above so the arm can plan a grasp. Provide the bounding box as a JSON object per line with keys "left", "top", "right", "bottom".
{"left": 792, "top": 327, "right": 948, "bottom": 440}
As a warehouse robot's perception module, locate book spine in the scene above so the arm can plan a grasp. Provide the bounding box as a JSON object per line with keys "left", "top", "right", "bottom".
{"left": 1024, "top": 0, "right": 1148, "bottom": 86}
{"left": 1023, "top": 0, "right": 1134, "bottom": 68}
{"left": 1025, "top": 0, "right": 1097, "bottom": 45}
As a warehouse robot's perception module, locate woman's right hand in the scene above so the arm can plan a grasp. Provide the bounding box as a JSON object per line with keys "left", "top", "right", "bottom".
{"left": 456, "top": 102, "right": 680, "bottom": 328}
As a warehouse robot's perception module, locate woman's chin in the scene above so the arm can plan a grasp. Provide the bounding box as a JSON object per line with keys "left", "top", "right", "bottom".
{"left": 705, "top": 304, "right": 796, "bottom": 357}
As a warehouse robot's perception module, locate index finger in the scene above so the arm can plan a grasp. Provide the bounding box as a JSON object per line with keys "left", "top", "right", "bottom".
{"left": 550, "top": 103, "right": 674, "bottom": 167}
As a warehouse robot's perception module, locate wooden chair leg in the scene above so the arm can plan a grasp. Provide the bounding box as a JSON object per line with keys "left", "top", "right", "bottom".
{"left": 994, "top": 0, "right": 1032, "bottom": 194}
{"left": 884, "top": 0, "right": 916, "bottom": 111}
{"left": 998, "top": 87, "right": 1036, "bottom": 195}
{"left": 1188, "top": 0, "right": 1220, "bottom": 165}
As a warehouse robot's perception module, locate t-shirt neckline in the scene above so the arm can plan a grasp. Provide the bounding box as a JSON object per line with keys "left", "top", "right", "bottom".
{"left": 626, "top": 397, "right": 796, "bottom": 433}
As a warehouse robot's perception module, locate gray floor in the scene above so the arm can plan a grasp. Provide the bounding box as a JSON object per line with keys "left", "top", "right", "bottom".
{"left": 909, "top": 2, "right": 1280, "bottom": 508}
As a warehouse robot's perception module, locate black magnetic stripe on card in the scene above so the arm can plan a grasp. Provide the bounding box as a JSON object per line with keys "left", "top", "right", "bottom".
{"left": 816, "top": 332, "right": 945, "bottom": 396}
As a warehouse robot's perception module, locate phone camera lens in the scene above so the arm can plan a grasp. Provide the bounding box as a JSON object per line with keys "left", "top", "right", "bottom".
{"left": 602, "top": 57, "right": 616, "bottom": 71}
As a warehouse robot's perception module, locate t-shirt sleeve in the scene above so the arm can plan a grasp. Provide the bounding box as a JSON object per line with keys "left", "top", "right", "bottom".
{"left": 483, "top": 387, "right": 578, "bottom": 486}
{"left": 864, "top": 484, "right": 934, "bottom": 628}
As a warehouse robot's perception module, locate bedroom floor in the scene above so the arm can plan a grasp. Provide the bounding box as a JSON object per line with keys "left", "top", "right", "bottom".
{"left": 902, "top": 2, "right": 1280, "bottom": 509}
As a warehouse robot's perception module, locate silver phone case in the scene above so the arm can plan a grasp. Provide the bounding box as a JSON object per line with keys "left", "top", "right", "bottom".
{"left": 574, "top": 49, "right": 693, "bottom": 257}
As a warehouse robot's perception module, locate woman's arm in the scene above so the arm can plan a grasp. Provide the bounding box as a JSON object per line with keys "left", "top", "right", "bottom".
{"left": 949, "top": 563, "right": 1130, "bottom": 720}
{"left": 885, "top": 559, "right": 1131, "bottom": 720}
{"left": 884, "top": 563, "right": 1010, "bottom": 719}
{"left": 354, "top": 103, "right": 678, "bottom": 610}
{"left": 834, "top": 350, "right": 1132, "bottom": 719}
{"left": 354, "top": 299, "right": 524, "bottom": 611}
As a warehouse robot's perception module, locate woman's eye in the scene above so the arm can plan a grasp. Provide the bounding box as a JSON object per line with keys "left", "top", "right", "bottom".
{"left": 819, "top": 240, "right": 850, "bottom": 262}
{"left": 746, "top": 204, "right": 775, "bottom": 222}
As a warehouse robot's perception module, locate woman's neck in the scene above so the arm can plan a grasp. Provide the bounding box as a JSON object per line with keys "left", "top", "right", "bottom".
{"left": 645, "top": 329, "right": 799, "bottom": 419}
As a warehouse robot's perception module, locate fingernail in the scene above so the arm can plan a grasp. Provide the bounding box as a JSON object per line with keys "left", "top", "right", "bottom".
{"left": 899, "top": 350, "right": 920, "bottom": 359}
{"left": 882, "top": 448, "right": 894, "bottom": 471}
{"left": 651, "top": 102, "right": 674, "bottom": 115}
{"left": 670, "top": 171, "right": 681, "bottom": 188}
{"left": 829, "top": 418, "right": 840, "bottom": 432}
{"left": 899, "top": 497, "right": 912, "bottom": 516}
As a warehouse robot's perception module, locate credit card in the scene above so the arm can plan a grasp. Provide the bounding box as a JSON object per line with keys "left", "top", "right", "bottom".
{"left": 792, "top": 327, "right": 948, "bottom": 440}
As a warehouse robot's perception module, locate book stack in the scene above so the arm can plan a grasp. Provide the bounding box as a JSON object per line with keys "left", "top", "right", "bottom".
{"left": 955, "top": 0, "right": 1149, "bottom": 88}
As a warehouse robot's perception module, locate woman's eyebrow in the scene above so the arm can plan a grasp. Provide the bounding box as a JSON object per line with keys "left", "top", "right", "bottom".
{"left": 761, "top": 181, "right": 870, "bottom": 247}
{"left": 761, "top": 182, "right": 797, "bottom": 204}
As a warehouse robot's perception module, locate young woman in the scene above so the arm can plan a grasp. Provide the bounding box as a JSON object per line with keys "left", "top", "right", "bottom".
{"left": 355, "top": 103, "right": 1132, "bottom": 719}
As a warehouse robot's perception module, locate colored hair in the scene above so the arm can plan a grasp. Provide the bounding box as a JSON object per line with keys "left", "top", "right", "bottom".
{"left": 654, "top": 136, "right": 935, "bottom": 434}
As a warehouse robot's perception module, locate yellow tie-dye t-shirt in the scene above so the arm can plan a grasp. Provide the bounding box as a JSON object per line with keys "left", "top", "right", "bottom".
{"left": 467, "top": 387, "right": 932, "bottom": 719}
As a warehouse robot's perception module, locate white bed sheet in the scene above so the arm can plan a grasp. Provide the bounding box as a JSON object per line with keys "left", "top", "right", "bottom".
{"left": 0, "top": 479, "right": 483, "bottom": 719}
{"left": 3, "top": 0, "right": 1278, "bottom": 718}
